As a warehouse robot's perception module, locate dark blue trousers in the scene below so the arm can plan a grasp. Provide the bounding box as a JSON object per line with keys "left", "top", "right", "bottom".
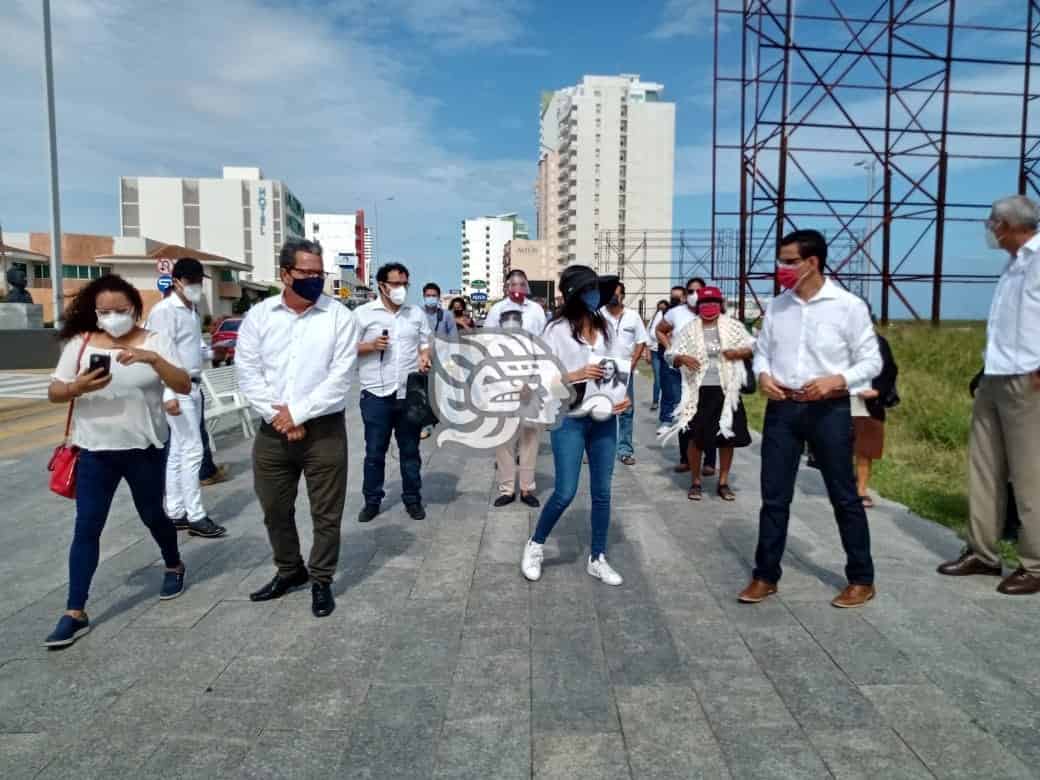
{"left": 753, "top": 398, "right": 874, "bottom": 585}
{"left": 360, "top": 391, "right": 422, "bottom": 507}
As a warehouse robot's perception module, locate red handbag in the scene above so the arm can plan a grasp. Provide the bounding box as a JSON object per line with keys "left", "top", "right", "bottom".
{"left": 48, "top": 335, "right": 91, "bottom": 499}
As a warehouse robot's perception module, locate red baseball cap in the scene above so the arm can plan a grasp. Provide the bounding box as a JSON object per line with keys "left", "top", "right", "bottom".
{"left": 696, "top": 286, "right": 724, "bottom": 303}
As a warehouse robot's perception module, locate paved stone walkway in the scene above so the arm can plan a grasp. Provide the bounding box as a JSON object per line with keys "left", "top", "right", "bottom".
{"left": 1, "top": 377, "right": 1039, "bottom": 778}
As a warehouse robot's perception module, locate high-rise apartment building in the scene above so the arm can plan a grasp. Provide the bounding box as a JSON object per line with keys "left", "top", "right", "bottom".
{"left": 539, "top": 74, "right": 675, "bottom": 315}
{"left": 460, "top": 214, "right": 527, "bottom": 299}
{"left": 120, "top": 166, "right": 306, "bottom": 285}
{"left": 305, "top": 211, "right": 372, "bottom": 295}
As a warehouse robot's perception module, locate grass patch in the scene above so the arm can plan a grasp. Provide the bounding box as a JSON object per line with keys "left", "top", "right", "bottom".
{"left": 744, "top": 321, "right": 985, "bottom": 539}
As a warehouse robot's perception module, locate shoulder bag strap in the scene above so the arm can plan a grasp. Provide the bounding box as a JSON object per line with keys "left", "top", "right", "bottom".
{"left": 63, "top": 333, "right": 92, "bottom": 443}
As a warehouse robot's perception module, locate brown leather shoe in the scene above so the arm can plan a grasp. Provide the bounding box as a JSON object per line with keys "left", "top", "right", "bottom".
{"left": 673, "top": 463, "right": 691, "bottom": 473}
{"left": 997, "top": 569, "right": 1040, "bottom": 596}
{"left": 936, "top": 550, "right": 1002, "bottom": 577}
{"left": 737, "top": 579, "right": 778, "bottom": 603}
{"left": 831, "top": 584, "right": 876, "bottom": 609}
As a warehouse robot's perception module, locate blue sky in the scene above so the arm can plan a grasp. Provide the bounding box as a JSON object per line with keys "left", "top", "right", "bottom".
{"left": 0, "top": 0, "right": 1029, "bottom": 317}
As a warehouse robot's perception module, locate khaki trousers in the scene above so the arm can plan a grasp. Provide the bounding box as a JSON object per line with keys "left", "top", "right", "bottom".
{"left": 968, "top": 374, "right": 1040, "bottom": 573}
{"left": 253, "top": 412, "right": 348, "bottom": 584}
{"left": 496, "top": 425, "right": 541, "bottom": 496}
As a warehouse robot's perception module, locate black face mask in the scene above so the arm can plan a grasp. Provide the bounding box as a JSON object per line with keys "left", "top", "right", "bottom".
{"left": 670, "top": 298, "right": 683, "bottom": 307}
{"left": 608, "top": 295, "right": 621, "bottom": 307}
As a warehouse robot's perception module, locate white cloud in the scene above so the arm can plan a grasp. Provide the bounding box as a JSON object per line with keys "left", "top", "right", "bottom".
{"left": 650, "top": 0, "right": 716, "bottom": 40}
{"left": 0, "top": 0, "right": 535, "bottom": 290}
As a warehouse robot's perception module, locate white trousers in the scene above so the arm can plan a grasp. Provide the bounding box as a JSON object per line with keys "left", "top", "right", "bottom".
{"left": 165, "top": 385, "right": 207, "bottom": 522}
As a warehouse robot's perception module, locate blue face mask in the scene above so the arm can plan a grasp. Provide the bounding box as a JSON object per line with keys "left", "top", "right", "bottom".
{"left": 291, "top": 276, "right": 324, "bottom": 303}
{"left": 579, "top": 289, "right": 601, "bottom": 312}
{"left": 424, "top": 296, "right": 439, "bottom": 309}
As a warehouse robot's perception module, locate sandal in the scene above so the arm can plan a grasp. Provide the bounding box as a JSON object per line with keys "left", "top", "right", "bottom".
{"left": 717, "top": 484, "right": 736, "bottom": 501}
{"left": 620, "top": 455, "right": 636, "bottom": 466}
{"left": 860, "top": 495, "right": 875, "bottom": 509}
{"left": 687, "top": 483, "right": 703, "bottom": 501}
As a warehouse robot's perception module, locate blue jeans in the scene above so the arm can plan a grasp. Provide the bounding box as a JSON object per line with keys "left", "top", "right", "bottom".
{"left": 651, "top": 348, "right": 663, "bottom": 405}
{"left": 754, "top": 399, "right": 874, "bottom": 585}
{"left": 659, "top": 351, "right": 681, "bottom": 425}
{"left": 360, "top": 390, "right": 422, "bottom": 507}
{"left": 68, "top": 447, "right": 181, "bottom": 610}
{"left": 616, "top": 377, "right": 636, "bottom": 459}
{"left": 532, "top": 415, "right": 617, "bottom": 559}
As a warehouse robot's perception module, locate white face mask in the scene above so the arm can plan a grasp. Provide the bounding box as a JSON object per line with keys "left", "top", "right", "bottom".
{"left": 385, "top": 285, "right": 407, "bottom": 306}
{"left": 181, "top": 283, "right": 203, "bottom": 304}
{"left": 97, "top": 311, "right": 135, "bottom": 338}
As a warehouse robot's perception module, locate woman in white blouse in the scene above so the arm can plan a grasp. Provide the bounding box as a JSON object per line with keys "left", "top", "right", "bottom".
{"left": 521, "top": 266, "right": 631, "bottom": 586}
{"left": 44, "top": 275, "right": 191, "bottom": 648}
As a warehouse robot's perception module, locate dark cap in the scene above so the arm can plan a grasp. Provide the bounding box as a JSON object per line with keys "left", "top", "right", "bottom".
{"left": 171, "top": 257, "right": 209, "bottom": 281}
{"left": 560, "top": 265, "right": 619, "bottom": 309}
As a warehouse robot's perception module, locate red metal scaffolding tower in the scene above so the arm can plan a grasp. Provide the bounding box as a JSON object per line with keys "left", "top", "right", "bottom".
{"left": 712, "top": 0, "right": 1040, "bottom": 322}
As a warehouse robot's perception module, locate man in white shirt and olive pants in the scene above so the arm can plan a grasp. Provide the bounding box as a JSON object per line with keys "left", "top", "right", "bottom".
{"left": 236, "top": 240, "right": 359, "bottom": 618}
{"left": 742, "top": 229, "right": 882, "bottom": 609}
{"left": 939, "top": 195, "right": 1040, "bottom": 595}
{"left": 354, "top": 263, "right": 432, "bottom": 523}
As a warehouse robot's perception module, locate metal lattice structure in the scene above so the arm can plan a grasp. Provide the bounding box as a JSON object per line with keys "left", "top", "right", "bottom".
{"left": 594, "top": 229, "right": 738, "bottom": 317}
{"left": 712, "top": 0, "right": 1040, "bottom": 322}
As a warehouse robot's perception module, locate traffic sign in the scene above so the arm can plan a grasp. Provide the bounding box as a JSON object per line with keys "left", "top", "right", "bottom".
{"left": 470, "top": 280, "right": 487, "bottom": 289}
{"left": 157, "top": 274, "right": 174, "bottom": 293}
{"left": 448, "top": 288, "right": 462, "bottom": 294}
{"left": 156, "top": 259, "right": 173, "bottom": 275}
{"left": 470, "top": 292, "right": 488, "bottom": 302}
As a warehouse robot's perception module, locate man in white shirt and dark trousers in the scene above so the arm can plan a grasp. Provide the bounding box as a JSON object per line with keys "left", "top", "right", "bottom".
{"left": 939, "top": 195, "right": 1040, "bottom": 595}
{"left": 601, "top": 280, "right": 650, "bottom": 465}
{"left": 485, "top": 270, "right": 547, "bottom": 507}
{"left": 236, "top": 240, "right": 359, "bottom": 618}
{"left": 741, "top": 229, "right": 882, "bottom": 609}
{"left": 146, "top": 257, "right": 226, "bottom": 539}
{"left": 355, "top": 263, "right": 432, "bottom": 523}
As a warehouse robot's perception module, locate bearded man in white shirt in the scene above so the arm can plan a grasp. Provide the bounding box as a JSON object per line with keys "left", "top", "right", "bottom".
{"left": 236, "top": 240, "right": 359, "bottom": 618}
{"left": 485, "top": 269, "right": 548, "bottom": 508}
{"left": 741, "top": 229, "right": 882, "bottom": 609}
{"left": 145, "top": 257, "right": 226, "bottom": 540}
{"left": 938, "top": 195, "right": 1040, "bottom": 595}
{"left": 354, "top": 263, "right": 432, "bottom": 523}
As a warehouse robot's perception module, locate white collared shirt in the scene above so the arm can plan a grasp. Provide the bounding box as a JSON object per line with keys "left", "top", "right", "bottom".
{"left": 984, "top": 232, "right": 1040, "bottom": 375}
{"left": 355, "top": 299, "right": 431, "bottom": 398}
{"left": 235, "top": 293, "right": 359, "bottom": 424}
{"left": 483, "top": 297, "right": 547, "bottom": 336}
{"left": 599, "top": 306, "right": 650, "bottom": 363}
{"left": 664, "top": 304, "right": 697, "bottom": 337}
{"left": 145, "top": 292, "right": 210, "bottom": 401}
{"left": 752, "top": 279, "right": 881, "bottom": 394}
{"left": 647, "top": 310, "right": 666, "bottom": 349}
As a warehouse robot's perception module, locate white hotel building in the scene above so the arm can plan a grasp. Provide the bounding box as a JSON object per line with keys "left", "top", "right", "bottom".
{"left": 120, "top": 166, "right": 306, "bottom": 285}
{"left": 460, "top": 214, "right": 527, "bottom": 300}
{"left": 539, "top": 74, "right": 675, "bottom": 315}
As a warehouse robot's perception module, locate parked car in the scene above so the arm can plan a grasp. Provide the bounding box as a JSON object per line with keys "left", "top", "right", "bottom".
{"left": 210, "top": 316, "right": 242, "bottom": 366}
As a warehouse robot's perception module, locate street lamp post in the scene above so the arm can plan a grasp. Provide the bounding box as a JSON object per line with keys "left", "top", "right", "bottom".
{"left": 855, "top": 158, "right": 877, "bottom": 302}
{"left": 42, "top": 0, "right": 64, "bottom": 327}
{"left": 372, "top": 195, "right": 394, "bottom": 286}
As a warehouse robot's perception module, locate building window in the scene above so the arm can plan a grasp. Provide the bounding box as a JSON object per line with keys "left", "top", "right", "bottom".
{"left": 34, "top": 263, "right": 50, "bottom": 280}
{"left": 62, "top": 265, "right": 111, "bottom": 280}
{"left": 220, "top": 269, "right": 235, "bottom": 282}
{"left": 596, "top": 103, "right": 601, "bottom": 113}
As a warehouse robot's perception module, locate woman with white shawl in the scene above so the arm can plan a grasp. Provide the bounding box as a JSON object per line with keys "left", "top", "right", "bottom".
{"left": 661, "top": 286, "right": 755, "bottom": 501}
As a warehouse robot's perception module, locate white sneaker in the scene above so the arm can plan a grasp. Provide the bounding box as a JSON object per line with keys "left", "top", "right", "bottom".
{"left": 587, "top": 555, "right": 623, "bottom": 586}
{"left": 521, "top": 540, "right": 544, "bottom": 582}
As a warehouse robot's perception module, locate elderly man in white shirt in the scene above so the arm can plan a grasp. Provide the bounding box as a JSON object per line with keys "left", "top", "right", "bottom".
{"left": 485, "top": 269, "right": 548, "bottom": 507}
{"left": 354, "top": 262, "right": 432, "bottom": 523}
{"left": 600, "top": 280, "right": 650, "bottom": 465}
{"left": 236, "top": 239, "right": 359, "bottom": 619}
{"left": 741, "top": 229, "right": 882, "bottom": 610}
{"left": 145, "top": 257, "right": 226, "bottom": 540}
{"left": 939, "top": 195, "right": 1040, "bottom": 595}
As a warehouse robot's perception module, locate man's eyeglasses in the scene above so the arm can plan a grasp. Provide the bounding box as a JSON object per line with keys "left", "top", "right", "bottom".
{"left": 288, "top": 267, "right": 328, "bottom": 279}
{"left": 381, "top": 280, "right": 409, "bottom": 289}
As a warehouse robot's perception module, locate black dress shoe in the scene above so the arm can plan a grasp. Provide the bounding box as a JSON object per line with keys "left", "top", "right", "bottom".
{"left": 249, "top": 569, "right": 309, "bottom": 602}
{"left": 936, "top": 550, "right": 1002, "bottom": 577}
{"left": 520, "top": 493, "right": 540, "bottom": 508}
{"left": 312, "top": 582, "right": 335, "bottom": 617}
{"left": 357, "top": 504, "right": 380, "bottom": 523}
{"left": 406, "top": 503, "right": 426, "bottom": 520}
{"left": 494, "top": 494, "right": 516, "bottom": 508}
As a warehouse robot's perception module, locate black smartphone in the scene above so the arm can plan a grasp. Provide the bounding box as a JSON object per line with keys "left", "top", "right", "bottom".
{"left": 88, "top": 353, "right": 111, "bottom": 377}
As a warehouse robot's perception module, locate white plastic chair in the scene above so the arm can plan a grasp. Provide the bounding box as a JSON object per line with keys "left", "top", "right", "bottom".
{"left": 200, "top": 366, "right": 256, "bottom": 449}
